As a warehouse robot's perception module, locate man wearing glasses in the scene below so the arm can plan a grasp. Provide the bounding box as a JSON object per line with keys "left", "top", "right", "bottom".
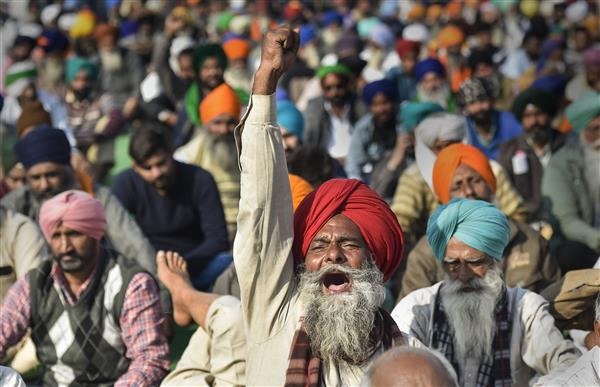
{"left": 392, "top": 196, "right": 580, "bottom": 386}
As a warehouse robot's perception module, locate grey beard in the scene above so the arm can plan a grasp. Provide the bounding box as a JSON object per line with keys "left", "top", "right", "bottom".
{"left": 205, "top": 132, "right": 240, "bottom": 176}
{"left": 297, "top": 260, "right": 386, "bottom": 365}
{"left": 417, "top": 83, "right": 451, "bottom": 109}
{"left": 100, "top": 50, "right": 123, "bottom": 71}
{"left": 440, "top": 266, "right": 504, "bottom": 366}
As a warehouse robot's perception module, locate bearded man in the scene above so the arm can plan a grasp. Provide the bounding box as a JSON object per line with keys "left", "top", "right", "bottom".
{"left": 399, "top": 143, "right": 560, "bottom": 299}
{"left": 0, "top": 190, "right": 169, "bottom": 385}
{"left": 498, "top": 87, "right": 566, "bottom": 221}
{"left": 413, "top": 58, "right": 456, "bottom": 111}
{"left": 459, "top": 77, "right": 522, "bottom": 160}
{"left": 235, "top": 26, "right": 419, "bottom": 386}
{"left": 393, "top": 199, "right": 580, "bottom": 386}
{"left": 175, "top": 83, "right": 242, "bottom": 241}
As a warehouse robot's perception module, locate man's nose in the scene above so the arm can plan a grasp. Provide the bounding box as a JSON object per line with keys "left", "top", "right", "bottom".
{"left": 324, "top": 244, "right": 347, "bottom": 265}
{"left": 457, "top": 263, "right": 475, "bottom": 282}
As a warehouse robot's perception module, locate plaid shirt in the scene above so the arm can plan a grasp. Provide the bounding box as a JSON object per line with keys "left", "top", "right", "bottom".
{"left": 0, "top": 263, "right": 169, "bottom": 386}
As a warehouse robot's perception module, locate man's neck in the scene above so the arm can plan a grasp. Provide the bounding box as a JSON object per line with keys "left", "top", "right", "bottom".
{"left": 63, "top": 261, "right": 97, "bottom": 299}
{"left": 327, "top": 100, "right": 349, "bottom": 117}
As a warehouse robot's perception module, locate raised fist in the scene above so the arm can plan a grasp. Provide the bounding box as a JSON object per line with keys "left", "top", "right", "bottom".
{"left": 253, "top": 25, "right": 299, "bottom": 95}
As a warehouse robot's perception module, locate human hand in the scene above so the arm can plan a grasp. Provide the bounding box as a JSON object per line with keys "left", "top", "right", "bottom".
{"left": 165, "top": 14, "right": 186, "bottom": 37}
{"left": 387, "top": 132, "right": 414, "bottom": 171}
{"left": 253, "top": 25, "right": 299, "bottom": 95}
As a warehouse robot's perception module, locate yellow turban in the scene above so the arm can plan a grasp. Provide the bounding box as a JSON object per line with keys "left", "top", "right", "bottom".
{"left": 70, "top": 10, "right": 96, "bottom": 39}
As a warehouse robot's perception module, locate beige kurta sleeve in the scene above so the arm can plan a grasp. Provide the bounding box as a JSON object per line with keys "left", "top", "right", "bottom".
{"left": 233, "top": 94, "right": 296, "bottom": 342}
{"left": 0, "top": 208, "right": 46, "bottom": 300}
{"left": 519, "top": 291, "right": 581, "bottom": 375}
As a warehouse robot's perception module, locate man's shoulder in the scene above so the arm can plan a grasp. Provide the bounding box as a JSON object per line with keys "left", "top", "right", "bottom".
{"left": 176, "top": 160, "right": 216, "bottom": 184}
{"left": 0, "top": 186, "right": 30, "bottom": 210}
{"left": 393, "top": 282, "right": 440, "bottom": 315}
{"left": 536, "top": 346, "right": 600, "bottom": 386}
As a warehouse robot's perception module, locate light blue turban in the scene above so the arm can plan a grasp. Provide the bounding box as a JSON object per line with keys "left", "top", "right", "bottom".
{"left": 427, "top": 199, "right": 510, "bottom": 262}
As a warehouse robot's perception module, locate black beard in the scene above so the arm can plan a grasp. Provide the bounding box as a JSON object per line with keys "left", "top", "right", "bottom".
{"left": 73, "top": 88, "right": 91, "bottom": 101}
{"left": 526, "top": 125, "right": 552, "bottom": 146}
{"left": 471, "top": 110, "right": 492, "bottom": 127}
{"left": 54, "top": 252, "right": 88, "bottom": 272}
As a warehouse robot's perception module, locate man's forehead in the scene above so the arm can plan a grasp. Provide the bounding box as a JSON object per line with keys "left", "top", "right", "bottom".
{"left": 312, "top": 214, "right": 364, "bottom": 239}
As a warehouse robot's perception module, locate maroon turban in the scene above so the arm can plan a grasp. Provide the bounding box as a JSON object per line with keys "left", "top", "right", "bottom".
{"left": 293, "top": 179, "right": 404, "bottom": 281}
{"left": 39, "top": 190, "right": 107, "bottom": 242}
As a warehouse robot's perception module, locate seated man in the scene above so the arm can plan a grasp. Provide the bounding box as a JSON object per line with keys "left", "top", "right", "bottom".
{"left": 537, "top": 293, "right": 600, "bottom": 386}
{"left": 156, "top": 251, "right": 246, "bottom": 386}
{"left": 174, "top": 83, "right": 241, "bottom": 241}
{"left": 112, "top": 127, "right": 230, "bottom": 290}
{"left": 391, "top": 113, "right": 528, "bottom": 246}
{"left": 346, "top": 79, "right": 403, "bottom": 182}
{"left": 0, "top": 205, "right": 45, "bottom": 373}
{"left": 362, "top": 346, "right": 458, "bottom": 387}
{"left": 413, "top": 58, "right": 456, "bottom": 111}
{"left": 1, "top": 127, "right": 156, "bottom": 275}
{"left": 399, "top": 143, "right": 560, "bottom": 298}
{"left": 235, "top": 26, "right": 419, "bottom": 386}
{"left": 458, "top": 77, "right": 522, "bottom": 160}
{"left": 0, "top": 190, "right": 169, "bottom": 386}
{"left": 393, "top": 199, "right": 580, "bottom": 386}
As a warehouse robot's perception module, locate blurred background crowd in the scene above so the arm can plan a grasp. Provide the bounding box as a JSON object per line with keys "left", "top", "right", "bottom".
{"left": 0, "top": 0, "right": 599, "bottom": 379}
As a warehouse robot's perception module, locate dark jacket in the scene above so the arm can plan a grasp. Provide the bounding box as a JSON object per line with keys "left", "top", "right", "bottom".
{"left": 498, "top": 131, "right": 567, "bottom": 220}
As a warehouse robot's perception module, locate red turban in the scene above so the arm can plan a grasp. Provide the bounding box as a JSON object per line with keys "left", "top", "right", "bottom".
{"left": 39, "top": 190, "right": 107, "bottom": 242}
{"left": 395, "top": 39, "right": 421, "bottom": 59}
{"left": 432, "top": 143, "right": 496, "bottom": 204}
{"left": 293, "top": 179, "right": 404, "bottom": 281}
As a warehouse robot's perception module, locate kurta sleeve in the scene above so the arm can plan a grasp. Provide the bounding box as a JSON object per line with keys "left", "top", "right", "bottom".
{"left": 233, "top": 93, "right": 296, "bottom": 342}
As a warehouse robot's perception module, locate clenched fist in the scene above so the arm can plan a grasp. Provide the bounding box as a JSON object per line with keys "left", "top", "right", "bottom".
{"left": 253, "top": 26, "right": 299, "bottom": 95}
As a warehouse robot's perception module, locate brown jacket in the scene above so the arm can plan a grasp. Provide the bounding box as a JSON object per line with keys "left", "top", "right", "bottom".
{"left": 399, "top": 219, "right": 561, "bottom": 300}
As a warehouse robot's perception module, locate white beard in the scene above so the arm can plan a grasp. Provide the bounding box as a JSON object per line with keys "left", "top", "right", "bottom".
{"left": 298, "top": 260, "right": 386, "bottom": 365}
{"left": 100, "top": 50, "right": 123, "bottom": 71}
{"left": 440, "top": 266, "right": 504, "bottom": 366}
{"left": 417, "top": 83, "right": 451, "bottom": 109}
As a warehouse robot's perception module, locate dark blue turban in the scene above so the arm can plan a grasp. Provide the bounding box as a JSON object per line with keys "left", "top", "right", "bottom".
{"left": 14, "top": 126, "right": 71, "bottom": 169}
{"left": 414, "top": 58, "right": 446, "bottom": 83}
{"left": 362, "top": 79, "right": 399, "bottom": 105}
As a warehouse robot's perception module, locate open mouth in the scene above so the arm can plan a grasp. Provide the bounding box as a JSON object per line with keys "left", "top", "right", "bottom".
{"left": 322, "top": 272, "right": 352, "bottom": 294}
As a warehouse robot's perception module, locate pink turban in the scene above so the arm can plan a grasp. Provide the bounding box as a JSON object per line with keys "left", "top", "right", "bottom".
{"left": 39, "top": 190, "right": 107, "bottom": 241}
{"left": 293, "top": 179, "right": 404, "bottom": 281}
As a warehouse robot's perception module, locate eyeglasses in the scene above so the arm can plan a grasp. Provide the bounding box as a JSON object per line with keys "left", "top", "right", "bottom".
{"left": 442, "top": 256, "right": 492, "bottom": 272}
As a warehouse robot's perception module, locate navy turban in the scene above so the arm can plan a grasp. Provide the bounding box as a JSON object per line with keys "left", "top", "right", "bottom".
{"left": 362, "top": 79, "right": 399, "bottom": 105}
{"left": 427, "top": 198, "right": 510, "bottom": 262}
{"left": 14, "top": 126, "right": 71, "bottom": 169}
{"left": 414, "top": 58, "right": 446, "bottom": 83}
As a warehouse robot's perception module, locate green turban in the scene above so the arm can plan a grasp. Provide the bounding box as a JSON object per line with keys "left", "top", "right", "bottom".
{"left": 65, "top": 57, "right": 98, "bottom": 83}
{"left": 193, "top": 43, "right": 228, "bottom": 72}
{"left": 564, "top": 91, "right": 600, "bottom": 133}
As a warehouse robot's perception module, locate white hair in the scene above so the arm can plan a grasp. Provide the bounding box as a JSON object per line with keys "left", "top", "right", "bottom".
{"left": 440, "top": 265, "right": 504, "bottom": 365}
{"left": 298, "top": 260, "right": 386, "bottom": 365}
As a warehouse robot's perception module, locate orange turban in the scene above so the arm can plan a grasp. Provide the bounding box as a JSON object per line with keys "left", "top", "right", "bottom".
{"left": 289, "top": 174, "right": 313, "bottom": 212}
{"left": 94, "top": 23, "right": 119, "bottom": 41}
{"left": 446, "top": 1, "right": 463, "bottom": 18}
{"left": 407, "top": 4, "right": 426, "bottom": 21}
{"left": 432, "top": 143, "right": 496, "bottom": 204}
{"left": 293, "top": 179, "right": 404, "bottom": 281}
{"left": 223, "top": 39, "right": 251, "bottom": 61}
{"left": 199, "top": 83, "right": 241, "bottom": 124}
{"left": 438, "top": 25, "right": 465, "bottom": 48}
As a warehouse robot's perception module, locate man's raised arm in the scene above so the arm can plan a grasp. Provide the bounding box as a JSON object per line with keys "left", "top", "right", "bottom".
{"left": 233, "top": 26, "right": 300, "bottom": 342}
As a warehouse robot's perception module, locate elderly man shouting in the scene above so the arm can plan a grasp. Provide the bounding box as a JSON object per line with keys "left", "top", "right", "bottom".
{"left": 0, "top": 190, "right": 169, "bottom": 386}
{"left": 235, "top": 26, "right": 418, "bottom": 386}
{"left": 393, "top": 199, "right": 580, "bottom": 386}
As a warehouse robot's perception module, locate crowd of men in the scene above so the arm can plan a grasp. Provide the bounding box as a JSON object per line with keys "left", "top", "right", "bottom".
{"left": 0, "top": 0, "right": 599, "bottom": 386}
